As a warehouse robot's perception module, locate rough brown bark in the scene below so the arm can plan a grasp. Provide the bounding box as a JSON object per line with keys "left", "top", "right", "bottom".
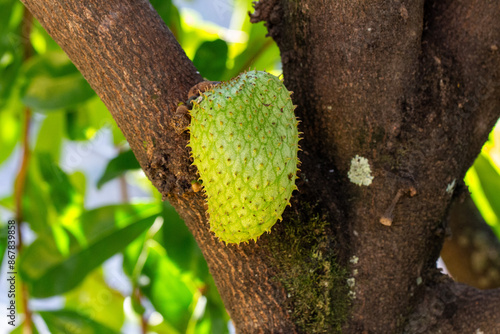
{"left": 252, "top": 0, "right": 500, "bottom": 332}
{"left": 21, "top": 0, "right": 500, "bottom": 333}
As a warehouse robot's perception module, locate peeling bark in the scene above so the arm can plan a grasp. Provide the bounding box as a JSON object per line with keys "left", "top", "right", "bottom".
{"left": 21, "top": 0, "right": 500, "bottom": 333}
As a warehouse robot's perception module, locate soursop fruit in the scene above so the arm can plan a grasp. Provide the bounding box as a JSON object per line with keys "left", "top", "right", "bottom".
{"left": 188, "top": 70, "right": 299, "bottom": 244}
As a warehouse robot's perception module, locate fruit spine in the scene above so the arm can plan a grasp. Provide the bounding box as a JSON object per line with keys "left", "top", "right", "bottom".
{"left": 188, "top": 70, "right": 299, "bottom": 244}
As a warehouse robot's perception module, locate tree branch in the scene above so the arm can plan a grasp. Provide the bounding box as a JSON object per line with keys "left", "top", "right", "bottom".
{"left": 406, "top": 278, "right": 500, "bottom": 333}
{"left": 21, "top": 0, "right": 202, "bottom": 195}
{"left": 421, "top": 0, "right": 500, "bottom": 172}
{"left": 21, "top": 1, "right": 298, "bottom": 332}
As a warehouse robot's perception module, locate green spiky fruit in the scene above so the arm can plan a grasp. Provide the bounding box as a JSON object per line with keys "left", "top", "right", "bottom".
{"left": 188, "top": 70, "right": 299, "bottom": 244}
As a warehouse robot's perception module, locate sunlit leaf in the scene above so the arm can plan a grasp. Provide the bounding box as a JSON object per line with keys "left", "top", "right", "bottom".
{"left": 23, "top": 51, "right": 78, "bottom": 78}
{"left": 39, "top": 309, "right": 119, "bottom": 334}
{"left": 21, "top": 153, "right": 82, "bottom": 238}
{"left": 227, "top": 22, "right": 280, "bottom": 78}
{"left": 122, "top": 229, "right": 148, "bottom": 279}
{"left": 196, "top": 298, "right": 230, "bottom": 334}
{"left": 20, "top": 204, "right": 160, "bottom": 297}
{"left": 22, "top": 166, "right": 50, "bottom": 234}
{"left": 32, "top": 19, "right": 62, "bottom": 53}
{"left": 37, "top": 152, "right": 79, "bottom": 214}
{"left": 80, "top": 204, "right": 160, "bottom": 242}
{"left": 10, "top": 321, "right": 40, "bottom": 334}
{"left": 35, "top": 112, "right": 65, "bottom": 168}
{"left": 69, "top": 171, "right": 86, "bottom": 200}
{"left": 149, "top": 320, "right": 182, "bottom": 334}
{"left": 65, "top": 270, "right": 125, "bottom": 331}
{"left": 0, "top": 1, "right": 23, "bottom": 106}
{"left": 0, "top": 53, "right": 22, "bottom": 109}
{"left": 0, "top": 105, "right": 20, "bottom": 165}
{"left": 21, "top": 73, "right": 95, "bottom": 110}
{"left": 176, "top": 10, "right": 221, "bottom": 59}
{"left": 161, "top": 201, "right": 208, "bottom": 279}
{"left": 473, "top": 154, "right": 500, "bottom": 236}
{"left": 194, "top": 272, "right": 230, "bottom": 334}
{"left": 84, "top": 96, "right": 125, "bottom": 145}
{"left": 0, "top": 35, "right": 24, "bottom": 163}
{"left": 18, "top": 51, "right": 95, "bottom": 110}
{"left": 140, "top": 241, "right": 197, "bottom": 332}
{"left": 97, "top": 150, "right": 141, "bottom": 189}
{"left": 0, "top": 1, "right": 20, "bottom": 36}
{"left": 65, "top": 109, "right": 92, "bottom": 141}
{"left": 193, "top": 39, "right": 228, "bottom": 81}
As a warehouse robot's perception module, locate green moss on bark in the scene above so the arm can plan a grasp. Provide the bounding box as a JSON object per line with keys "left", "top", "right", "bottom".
{"left": 266, "top": 203, "right": 350, "bottom": 333}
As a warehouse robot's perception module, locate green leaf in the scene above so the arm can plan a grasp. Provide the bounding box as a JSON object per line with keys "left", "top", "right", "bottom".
{"left": 31, "top": 19, "right": 62, "bottom": 53}
{"left": 0, "top": 51, "right": 22, "bottom": 108}
{"left": 65, "top": 270, "right": 125, "bottom": 331}
{"left": 20, "top": 204, "right": 160, "bottom": 297}
{"left": 35, "top": 112, "right": 64, "bottom": 159}
{"left": 0, "top": 37, "right": 24, "bottom": 163}
{"left": 474, "top": 154, "right": 500, "bottom": 234}
{"left": 149, "top": 321, "right": 182, "bottom": 334}
{"left": 80, "top": 204, "right": 159, "bottom": 244}
{"left": 204, "top": 274, "right": 230, "bottom": 333}
{"left": 122, "top": 228, "right": 149, "bottom": 278}
{"left": 19, "top": 51, "right": 95, "bottom": 110}
{"left": 0, "top": 1, "right": 20, "bottom": 36}
{"left": 21, "top": 153, "right": 82, "bottom": 237}
{"left": 65, "top": 109, "right": 90, "bottom": 141}
{"left": 227, "top": 22, "right": 280, "bottom": 78}
{"left": 64, "top": 95, "right": 123, "bottom": 144}
{"left": 195, "top": 297, "right": 230, "bottom": 334}
{"left": 39, "top": 310, "right": 119, "bottom": 334}
{"left": 97, "top": 150, "right": 141, "bottom": 189}
{"left": 141, "top": 241, "right": 196, "bottom": 332}
{"left": 10, "top": 321, "right": 40, "bottom": 334}
{"left": 0, "top": 224, "right": 8, "bottom": 269}
{"left": 35, "top": 111, "right": 65, "bottom": 167}
{"left": 158, "top": 202, "right": 229, "bottom": 333}
{"left": 69, "top": 171, "right": 86, "bottom": 199}
{"left": 161, "top": 201, "right": 208, "bottom": 279}
{"left": 193, "top": 39, "right": 228, "bottom": 81}
{"left": 37, "top": 152, "right": 75, "bottom": 214}
{"left": 0, "top": 105, "right": 20, "bottom": 165}
{"left": 21, "top": 73, "right": 95, "bottom": 110}
{"left": 22, "top": 167, "right": 50, "bottom": 234}
{"left": 0, "top": 1, "right": 23, "bottom": 106}
{"left": 23, "top": 51, "right": 79, "bottom": 78}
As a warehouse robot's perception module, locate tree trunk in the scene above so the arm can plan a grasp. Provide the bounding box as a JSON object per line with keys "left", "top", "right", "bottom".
{"left": 21, "top": 0, "right": 500, "bottom": 333}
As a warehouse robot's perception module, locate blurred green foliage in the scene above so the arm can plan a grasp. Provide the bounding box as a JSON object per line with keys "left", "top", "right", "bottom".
{"left": 465, "top": 121, "right": 500, "bottom": 238}
{"left": 0, "top": 0, "right": 280, "bottom": 333}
